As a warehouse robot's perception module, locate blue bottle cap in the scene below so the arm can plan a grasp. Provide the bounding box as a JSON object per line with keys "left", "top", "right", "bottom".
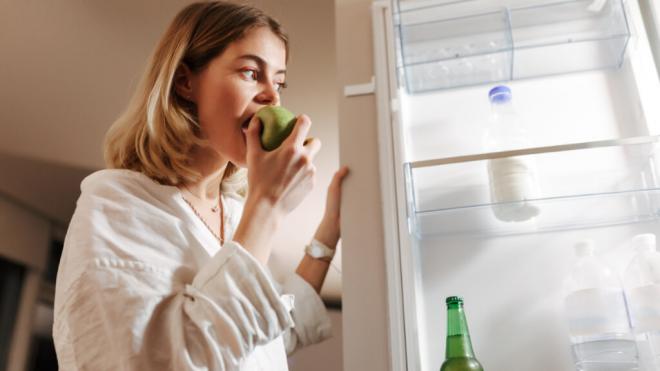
{"left": 489, "top": 85, "right": 512, "bottom": 104}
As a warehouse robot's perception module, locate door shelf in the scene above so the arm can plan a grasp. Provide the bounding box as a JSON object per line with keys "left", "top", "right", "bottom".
{"left": 396, "top": 0, "right": 630, "bottom": 93}
{"left": 404, "top": 136, "right": 660, "bottom": 238}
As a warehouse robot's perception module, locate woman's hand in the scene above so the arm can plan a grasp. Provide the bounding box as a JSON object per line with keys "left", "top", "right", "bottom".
{"left": 296, "top": 166, "right": 350, "bottom": 292}
{"left": 233, "top": 113, "right": 321, "bottom": 264}
{"left": 314, "top": 166, "right": 350, "bottom": 248}
{"left": 244, "top": 113, "right": 321, "bottom": 215}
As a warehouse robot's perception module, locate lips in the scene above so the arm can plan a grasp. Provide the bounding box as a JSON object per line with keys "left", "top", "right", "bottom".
{"left": 240, "top": 116, "right": 253, "bottom": 145}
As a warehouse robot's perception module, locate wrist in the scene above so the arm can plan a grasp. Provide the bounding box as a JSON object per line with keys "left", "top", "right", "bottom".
{"left": 233, "top": 198, "right": 282, "bottom": 265}
{"left": 313, "top": 217, "right": 339, "bottom": 249}
{"left": 243, "top": 198, "right": 282, "bottom": 233}
{"left": 305, "top": 239, "right": 336, "bottom": 262}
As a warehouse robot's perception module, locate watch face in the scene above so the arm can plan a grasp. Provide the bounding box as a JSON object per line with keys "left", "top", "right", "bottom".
{"left": 311, "top": 245, "right": 325, "bottom": 258}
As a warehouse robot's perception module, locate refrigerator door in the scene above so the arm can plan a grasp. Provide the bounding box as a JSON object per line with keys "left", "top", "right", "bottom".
{"left": 336, "top": 0, "right": 400, "bottom": 370}
{"left": 362, "top": 0, "right": 660, "bottom": 370}
{"left": 639, "top": 0, "right": 660, "bottom": 77}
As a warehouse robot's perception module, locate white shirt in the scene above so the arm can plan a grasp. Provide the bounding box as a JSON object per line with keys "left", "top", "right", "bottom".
{"left": 53, "top": 169, "right": 332, "bottom": 371}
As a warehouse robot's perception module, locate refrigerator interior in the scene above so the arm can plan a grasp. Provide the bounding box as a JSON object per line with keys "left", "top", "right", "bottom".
{"left": 389, "top": 0, "right": 660, "bottom": 370}
{"left": 415, "top": 223, "right": 660, "bottom": 370}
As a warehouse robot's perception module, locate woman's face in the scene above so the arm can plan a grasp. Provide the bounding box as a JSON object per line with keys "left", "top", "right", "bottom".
{"left": 190, "top": 27, "right": 287, "bottom": 168}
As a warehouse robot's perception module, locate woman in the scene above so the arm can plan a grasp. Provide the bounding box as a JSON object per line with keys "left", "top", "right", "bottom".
{"left": 52, "top": 2, "right": 349, "bottom": 370}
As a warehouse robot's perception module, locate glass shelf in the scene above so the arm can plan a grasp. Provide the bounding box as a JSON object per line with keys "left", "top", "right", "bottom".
{"left": 396, "top": 0, "right": 545, "bottom": 14}
{"left": 404, "top": 136, "right": 660, "bottom": 238}
{"left": 396, "top": 0, "right": 630, "bottom": 93}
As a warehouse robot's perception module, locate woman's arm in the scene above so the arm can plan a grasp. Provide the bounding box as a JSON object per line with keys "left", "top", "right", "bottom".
{"left": 295, "top": 166, "right": 349, "bottom": 293}
{"left": 234, "top": 114, "right": 321, "bottom": 266}
{"left": 295, "top": 218, "right": 339, "bottom": 293}
{"left": 55, "top": 242, "right": 295, "bottom": 370}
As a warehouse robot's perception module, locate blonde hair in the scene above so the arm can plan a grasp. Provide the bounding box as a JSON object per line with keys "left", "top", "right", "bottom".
{"left": 104, "top": 1, "right": 289, "bottom": 196}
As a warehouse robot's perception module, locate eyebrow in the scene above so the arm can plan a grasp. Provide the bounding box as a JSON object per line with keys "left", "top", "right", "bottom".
{"left": 237, "top": 54, "right": 286, "bottom": 75}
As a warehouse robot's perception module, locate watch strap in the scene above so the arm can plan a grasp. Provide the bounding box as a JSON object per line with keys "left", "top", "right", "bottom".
{"left": 305, "top": 238, "right": 335, "bottom": 262}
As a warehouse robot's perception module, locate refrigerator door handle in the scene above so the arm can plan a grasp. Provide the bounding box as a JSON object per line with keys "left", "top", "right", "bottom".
{"left": 343, "top": 76, "right": 375, "bottom": 97}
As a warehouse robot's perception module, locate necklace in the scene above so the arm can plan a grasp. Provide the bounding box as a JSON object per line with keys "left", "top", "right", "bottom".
{"left": 183, "top": 184, "right": 220, "bottom": 213}
{"left": 182, "top": 194, "right": 225, "bottom": 245}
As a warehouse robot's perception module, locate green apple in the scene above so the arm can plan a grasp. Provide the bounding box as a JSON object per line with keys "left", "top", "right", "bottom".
{"left": 256, "top": 106, "right": 297, "bottom": 151}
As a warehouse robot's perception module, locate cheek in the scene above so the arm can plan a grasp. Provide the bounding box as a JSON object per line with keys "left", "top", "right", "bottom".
{"left": 196, "top": 90, "right": 247, "bottom": 161}
{"left": 197, "top": 91, "right": 235, "bottom": 137}
{"left": 194, "top": 73, "right": 252, "bottom": 160}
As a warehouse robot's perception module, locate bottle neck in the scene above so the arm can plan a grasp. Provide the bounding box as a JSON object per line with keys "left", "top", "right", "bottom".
{"left": 490, "top": 100, "right": 514, "bottom": 115}
{"left": 445, "top": 304, "right": 476, "bottom": 359}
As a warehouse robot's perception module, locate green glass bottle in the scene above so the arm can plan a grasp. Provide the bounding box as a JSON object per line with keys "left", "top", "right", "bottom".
{"left": 440, "top": 296, "right": 484, "bottom": 371}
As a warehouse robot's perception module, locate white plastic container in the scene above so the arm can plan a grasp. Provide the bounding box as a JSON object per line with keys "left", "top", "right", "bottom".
{"left": 623, "top": 233, "right": 660, "bottom": 370}
{"left": 483, "top": 85, "right": 540, "bottom": 222}
{"left": 563, "top": 240, "right": 638, "bottom": 371}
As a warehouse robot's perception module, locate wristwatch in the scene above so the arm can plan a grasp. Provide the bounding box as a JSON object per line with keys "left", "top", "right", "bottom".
{"left": 305, "top": 239, "right": 335, "bottom": 262}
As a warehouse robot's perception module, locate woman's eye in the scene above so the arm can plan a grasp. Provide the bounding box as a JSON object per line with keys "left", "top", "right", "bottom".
{"left": 241, "top": 69, "right": 258, "bottom": 80}
{"left": 241, "top": 68, "right": 286, "bottom": 92}
{"left": 275, "top": 82, "right": 288, "bottom": 93}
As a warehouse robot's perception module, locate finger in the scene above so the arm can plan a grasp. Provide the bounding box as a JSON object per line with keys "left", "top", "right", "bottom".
{"left": 302, "top": 164, "right": 317, "bottom": 192}
{"left": 284, "top": 114, "right": 312, "bottom": 148}
{"left": 245, "top": 114, "right": 264, "bottom": 152}
{"left": 281, "top": 163, "right": 316, "bottom": 202}
{"left": 336, "top": 166, "right": 350, "bottom": 180}
{"left": 331, "top": 166, "right": 350, "bottom": 187}
{"left": 303, "top": 137, "right": 322, "bottom": 159}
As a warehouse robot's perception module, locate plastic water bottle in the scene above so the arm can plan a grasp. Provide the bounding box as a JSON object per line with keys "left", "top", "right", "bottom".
{"left": 623, "top": 234, "right": 660, "bottom": 370}
{"left": 483, "top": 85, "right": 540, "bottom": 222}
{"left": 563, "top": 240, "right": 638, "bottom": 371}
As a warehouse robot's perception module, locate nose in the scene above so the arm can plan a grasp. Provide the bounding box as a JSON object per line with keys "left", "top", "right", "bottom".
{"left": 255, "top": 81, "right": 280, "bottom": 106}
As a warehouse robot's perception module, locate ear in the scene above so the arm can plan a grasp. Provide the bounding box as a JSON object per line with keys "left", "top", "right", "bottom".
{"left": 174, "top": 63, "right": 195, "bottom": 102}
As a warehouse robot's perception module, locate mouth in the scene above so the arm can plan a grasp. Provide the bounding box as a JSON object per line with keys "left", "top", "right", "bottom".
{"left": 243, "top": 109, "right": 256, "bottom": 124}
{"left": 241, "top": 116, "right": 252, "bottom": 135}
{"left": 240, "top": 115, "right": 253, "bottom": 145}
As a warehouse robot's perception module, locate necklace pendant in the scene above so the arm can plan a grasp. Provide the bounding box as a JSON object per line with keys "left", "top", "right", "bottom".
{"left": 211, "top": 206, "right": 219, "bottom": 213}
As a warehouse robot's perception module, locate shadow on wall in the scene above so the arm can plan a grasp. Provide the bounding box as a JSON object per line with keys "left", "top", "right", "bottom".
{"left": 0, "top": 151, "right": 97, "bottom": 228}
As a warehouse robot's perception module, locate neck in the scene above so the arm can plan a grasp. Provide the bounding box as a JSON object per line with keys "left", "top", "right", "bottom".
{"left": 182, "top": 147, "right": 229, "bottom": 201}
{"left": 445, "top": 305, "right": 475, "bottom": 358}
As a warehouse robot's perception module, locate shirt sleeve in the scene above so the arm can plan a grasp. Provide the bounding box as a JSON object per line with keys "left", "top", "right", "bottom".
{"left": 279, "top": 273, "right": 333, "bottom": 355}
{"left": 54, "top": 241, "right": 295, "bottom": 371}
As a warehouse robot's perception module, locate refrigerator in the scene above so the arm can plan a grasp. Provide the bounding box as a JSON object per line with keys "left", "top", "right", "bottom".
{"left": 337, "top": 0, "right": 660, "bottom": 370}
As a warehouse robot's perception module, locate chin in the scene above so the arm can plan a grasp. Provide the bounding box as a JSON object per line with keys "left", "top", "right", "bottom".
{"left": 221, "top": 136, "right": 248, "bottom": 168}
{"left": 226, "top": 151, "right": 247, "bottom": 169}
